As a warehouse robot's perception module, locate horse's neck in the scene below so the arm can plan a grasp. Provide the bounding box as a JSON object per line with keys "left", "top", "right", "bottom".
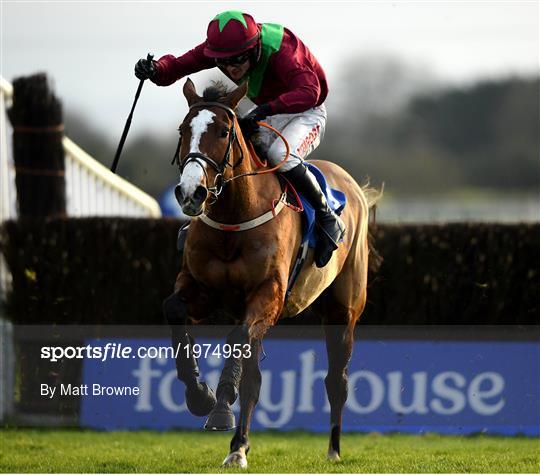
{"left": 206, "top": 135, "right": 280, "bottom": 224}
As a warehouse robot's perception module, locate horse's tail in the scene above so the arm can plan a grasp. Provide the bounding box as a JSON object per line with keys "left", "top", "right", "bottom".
{"left": 362, "top": 180, "right": 384, "bottom": 210}
{"left": 361, "top": 180, "right": 384, "bottom": 274}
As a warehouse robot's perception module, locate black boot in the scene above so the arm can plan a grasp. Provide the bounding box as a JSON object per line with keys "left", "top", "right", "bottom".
{"left": 282, "top": 164, "right": 346, "bottom": 267}
{"left": 174, "top": 330, "right": 217, "bottom": 417}
{"left": 177, "top": 222, "right": 190, "bottom": 261}
{"left": 163, "top": 293, "right": 216, "bottom": 417}
{"left": 204, "top": 324, "right": 248, "bottom": 431}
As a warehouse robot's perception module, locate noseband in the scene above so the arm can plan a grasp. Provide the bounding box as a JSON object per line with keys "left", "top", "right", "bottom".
{"left": 173, "top": 101, "right": 244, "bottom": 201}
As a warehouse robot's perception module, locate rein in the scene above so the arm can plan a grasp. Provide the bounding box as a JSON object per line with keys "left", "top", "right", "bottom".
{"left": 173, "top": 101, "right": 291, "bottom": 188}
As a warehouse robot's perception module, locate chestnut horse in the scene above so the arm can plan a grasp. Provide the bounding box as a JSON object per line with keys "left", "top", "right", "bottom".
{"left": 163, "top": 78, "right": 380, "bottom": 468}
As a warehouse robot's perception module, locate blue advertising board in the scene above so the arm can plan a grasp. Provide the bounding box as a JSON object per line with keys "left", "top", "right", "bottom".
{"left": 80, "top": 339, "right": 539, "bottom": 435}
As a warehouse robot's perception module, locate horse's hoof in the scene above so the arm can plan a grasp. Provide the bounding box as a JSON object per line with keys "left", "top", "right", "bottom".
{"left": 186, "top": 382, "right": 216, "bottom": 417}
{"left": 327, "top": 449, "right": 341, "bottom": 461}
{"left": 204, "top": 401, "right": 235, "bottom": 431}
{"left": 222, "top": 449, "right": 247, "bottom": 468}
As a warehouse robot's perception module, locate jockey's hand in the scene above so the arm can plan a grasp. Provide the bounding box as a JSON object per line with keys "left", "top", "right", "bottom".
{"left": 239, "top": 104, "right": 272, "bottom": 138}
{"left": 135, "top": 58, "right": 157, "bottom": 80}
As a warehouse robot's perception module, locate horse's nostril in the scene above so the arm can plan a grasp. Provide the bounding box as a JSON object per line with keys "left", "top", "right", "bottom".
{"left": 174, "top": 185, "right": 183, "bottom": 206}
{"left": 193, "top": 186, "right": 208, "bottom": 203}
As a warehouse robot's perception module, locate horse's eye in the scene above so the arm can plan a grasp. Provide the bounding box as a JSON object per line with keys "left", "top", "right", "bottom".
{"left": 220, "top": 129, "right": 229, "bottom": 138}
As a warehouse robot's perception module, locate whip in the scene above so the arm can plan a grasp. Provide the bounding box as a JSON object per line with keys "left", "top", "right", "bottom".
{"left": 110, "top": 53, "right": 153, "bottom": 173}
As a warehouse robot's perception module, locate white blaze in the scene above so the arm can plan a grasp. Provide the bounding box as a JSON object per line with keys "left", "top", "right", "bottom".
{"left": 179, "top": 109, "right": 216, "bottom": 197}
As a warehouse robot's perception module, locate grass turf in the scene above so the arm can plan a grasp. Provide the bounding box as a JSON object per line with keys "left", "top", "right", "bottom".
{"left": 0, "top": 428, "right": 538, "bottom": 473}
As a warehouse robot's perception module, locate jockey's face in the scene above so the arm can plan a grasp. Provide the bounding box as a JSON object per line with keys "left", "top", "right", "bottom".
{"left": 223, "top": 60, "right": 250, "bottom": 81}
{"left": 215, "top": 49, "right": 253, "bottom": 81}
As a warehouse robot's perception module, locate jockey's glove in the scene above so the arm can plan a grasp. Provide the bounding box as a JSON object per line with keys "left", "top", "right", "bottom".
{"left": 135, "top": 58, "right": 157, "bottom": 80}
{"left": 239, "top": 104, "right": 272, "bottom": 138}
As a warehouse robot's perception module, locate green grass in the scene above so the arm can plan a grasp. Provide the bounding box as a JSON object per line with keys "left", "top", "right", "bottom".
{"left": 1, "top": 428, "right": 538, "bottom": 473}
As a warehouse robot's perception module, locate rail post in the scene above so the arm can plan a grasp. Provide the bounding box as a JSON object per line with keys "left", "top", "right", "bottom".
{"left": 8, "top": 73, "right": 66, "bottom": 217}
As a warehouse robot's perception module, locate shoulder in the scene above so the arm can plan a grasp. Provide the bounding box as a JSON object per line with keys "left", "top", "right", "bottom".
{"left": 275, "top": 27, "right": 300, "bottom": 53}
{"left": 269, "top": 28, "right": 297, "bottom": 62}
{"left": 282, "top": 27, "right": 300, "bottom": 44}
{"left": 269, "top": 27, "right": 312, "bottom": 71}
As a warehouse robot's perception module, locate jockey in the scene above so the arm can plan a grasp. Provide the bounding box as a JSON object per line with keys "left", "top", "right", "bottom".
{"left": 135, "top": 10, "right": 345, "bottom": 267}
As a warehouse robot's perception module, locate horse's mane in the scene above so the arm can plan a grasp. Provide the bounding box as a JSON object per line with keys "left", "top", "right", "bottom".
{"left": 202, "top": 81, "right": 230, "bottom": 102}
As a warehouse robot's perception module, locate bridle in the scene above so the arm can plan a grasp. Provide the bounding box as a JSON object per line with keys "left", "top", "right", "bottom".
{"left": 172, "top": 101, "right": 244, "bottom": 203}
{"left": 172, "top": 99, "right": 292, "bottom": 222}
{"left": 171, "top": 99, "right": 297, "bottom": 232}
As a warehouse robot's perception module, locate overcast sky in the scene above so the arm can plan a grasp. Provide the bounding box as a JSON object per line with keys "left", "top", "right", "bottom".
{"left": 2, "top": 1, "right": 539, "bottom": 142}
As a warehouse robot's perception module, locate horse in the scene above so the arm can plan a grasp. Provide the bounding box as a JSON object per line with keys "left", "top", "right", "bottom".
{"left": 163, "top": 78, "right": 381, "bottom": 468}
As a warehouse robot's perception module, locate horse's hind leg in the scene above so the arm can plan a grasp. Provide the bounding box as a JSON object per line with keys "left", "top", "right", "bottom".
{"left": 324, "top": 318, "right": 355, "bottom": 461}
{"left": 323, "top": 268, "right": 367, "bottom": 460}
{"left": 223, "top": 339, "right": 262, "bottom": 469}
{"left": 163, "top": 292, "right": 216, "bottom": 417}
{"left": 323, "top": 195, "right": 370, "bottom": 460}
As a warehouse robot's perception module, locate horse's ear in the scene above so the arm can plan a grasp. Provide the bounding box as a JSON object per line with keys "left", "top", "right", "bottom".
{"left": 183, "top": 78, "right": 200, "bottom": 106}
{"left": 225, "top": 82, "right": 248, "bottom": 110}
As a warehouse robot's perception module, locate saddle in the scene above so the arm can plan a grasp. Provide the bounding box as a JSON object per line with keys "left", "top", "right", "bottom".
{"left": 282, "top": 163, "right": 346, "bottom": 300}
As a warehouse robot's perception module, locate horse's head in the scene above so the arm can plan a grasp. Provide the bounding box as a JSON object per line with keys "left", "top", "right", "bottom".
{"left": 175, "top": 78, "right": 247, "bottom": 216}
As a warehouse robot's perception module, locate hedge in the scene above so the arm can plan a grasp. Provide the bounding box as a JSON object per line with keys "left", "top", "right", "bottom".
{"left": 1, "top": 218, "right": 538, "bottom": 325}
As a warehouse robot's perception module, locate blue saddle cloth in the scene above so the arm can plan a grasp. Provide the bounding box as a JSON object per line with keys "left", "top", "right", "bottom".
{"left": 298, "top": 163, "right": 346, "bottom": 247}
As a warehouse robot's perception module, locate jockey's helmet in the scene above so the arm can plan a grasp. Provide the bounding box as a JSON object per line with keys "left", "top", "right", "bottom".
{"left": 204, "top": 11, "right": 260, "bottom": 59}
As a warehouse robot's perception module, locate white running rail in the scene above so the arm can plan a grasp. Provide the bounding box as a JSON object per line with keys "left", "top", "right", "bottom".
{"left": 1, "top": 76, "right": 162, "bottom": 422}
{"left": 0, "top": 78, "right": 14, "bottom": 224}
{"left": 0, "top": 76, "right": 161, "bottom": 219}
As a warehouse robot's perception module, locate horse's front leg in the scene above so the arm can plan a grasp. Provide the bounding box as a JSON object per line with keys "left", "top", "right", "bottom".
{"left": 204, "top": 323, "right": 249, "bottom": 431}
{"left": 163, "top": 291, "right": 216, "bottom": 417}
{"left": 217, "top": 279, "right": 284, "bottom": 468}
{"left": 222, "top": 339, "right": 261, "bottom": 469}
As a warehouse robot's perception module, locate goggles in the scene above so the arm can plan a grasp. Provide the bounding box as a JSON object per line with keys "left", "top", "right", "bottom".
{"left": 215, "top": 51, "right": 252, "bottom": 67}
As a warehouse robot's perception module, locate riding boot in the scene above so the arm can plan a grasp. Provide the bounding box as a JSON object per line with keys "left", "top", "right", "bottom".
{"left": 282, "top": 163, "right": 346, "bottom": 268}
